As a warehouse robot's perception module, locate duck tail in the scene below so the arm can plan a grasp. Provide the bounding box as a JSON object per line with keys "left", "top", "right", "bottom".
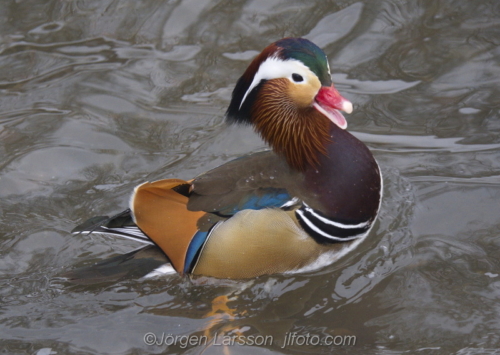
{"left": 60, "top": 245, "right": 172, "bottom": 284}
{"left": 71, "top": 208, "right": 153, "bottom": 245}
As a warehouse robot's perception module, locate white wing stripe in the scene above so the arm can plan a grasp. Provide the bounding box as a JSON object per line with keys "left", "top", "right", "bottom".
{"left": 302, "top": 202, "right": 370, "bottom": 229}
{"left": 296, "top": 209, "right": 363, "bottom": 242}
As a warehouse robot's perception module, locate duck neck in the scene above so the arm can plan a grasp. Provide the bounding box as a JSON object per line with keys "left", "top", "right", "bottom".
{"left": 251, "top": 79, "right": 331, "bottom": 171}
{"left": 303, "top": 124, "right": 382, "bottom": 224}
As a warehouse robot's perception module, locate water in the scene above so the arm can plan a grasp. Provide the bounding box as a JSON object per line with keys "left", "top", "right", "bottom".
{"left": 1, "top": 0, "right": 500, "bottom": 354}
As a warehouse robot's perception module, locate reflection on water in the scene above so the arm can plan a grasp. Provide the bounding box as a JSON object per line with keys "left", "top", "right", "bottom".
{"left": 1, "top": 0, "right": 500, "bottom": 354}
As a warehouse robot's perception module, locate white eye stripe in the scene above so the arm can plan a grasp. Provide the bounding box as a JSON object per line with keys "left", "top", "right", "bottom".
{"left": 239, "top": 56, "right": 312, "bottom": 110}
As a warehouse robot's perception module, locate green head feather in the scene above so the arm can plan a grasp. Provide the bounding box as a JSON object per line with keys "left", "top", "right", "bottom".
{"left": 275, "top": 38, "right": 332, "bottom": 86}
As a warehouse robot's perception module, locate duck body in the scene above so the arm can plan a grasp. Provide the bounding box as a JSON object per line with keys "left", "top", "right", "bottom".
{"left": 72, "top": 38, "right": 382, "bottom": 280}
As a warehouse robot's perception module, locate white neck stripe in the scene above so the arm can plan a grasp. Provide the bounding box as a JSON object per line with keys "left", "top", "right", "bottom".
{"left": 296, "top": 209, "right": 364, "bottom": 242}
{"left": 302, "top": 202, "right": 371, "bottom": 229}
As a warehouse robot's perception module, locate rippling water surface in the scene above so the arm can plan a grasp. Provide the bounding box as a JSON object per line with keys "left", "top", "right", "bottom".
{"left": 1, "top": 1, "right": 500, "bottom": 354}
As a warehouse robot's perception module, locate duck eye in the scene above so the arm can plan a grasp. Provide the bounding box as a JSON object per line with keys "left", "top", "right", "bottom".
{"left": 292, "top": 73, "right": 304, "bottom": 83}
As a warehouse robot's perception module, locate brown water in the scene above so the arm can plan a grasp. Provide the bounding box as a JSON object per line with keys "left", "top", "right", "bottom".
{"left": 1, "top": 1, "right": 500, "bottom": 354}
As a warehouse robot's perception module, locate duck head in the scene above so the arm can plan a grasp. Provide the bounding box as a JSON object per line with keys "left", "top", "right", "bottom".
{"left": 226, "top": 38, "right": 353, "bottom": 171}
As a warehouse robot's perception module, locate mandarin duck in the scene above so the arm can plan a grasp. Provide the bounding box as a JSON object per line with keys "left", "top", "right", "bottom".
{"left": 69, "top": 38, "right": 382, "bottom": 281}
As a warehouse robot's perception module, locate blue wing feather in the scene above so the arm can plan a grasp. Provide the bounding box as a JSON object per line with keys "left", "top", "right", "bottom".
{"left": 184, "top": 230, "right": 209, "bottom": 274}
{"left": 218, "top": 188, "right": 291, "bottom": 216}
